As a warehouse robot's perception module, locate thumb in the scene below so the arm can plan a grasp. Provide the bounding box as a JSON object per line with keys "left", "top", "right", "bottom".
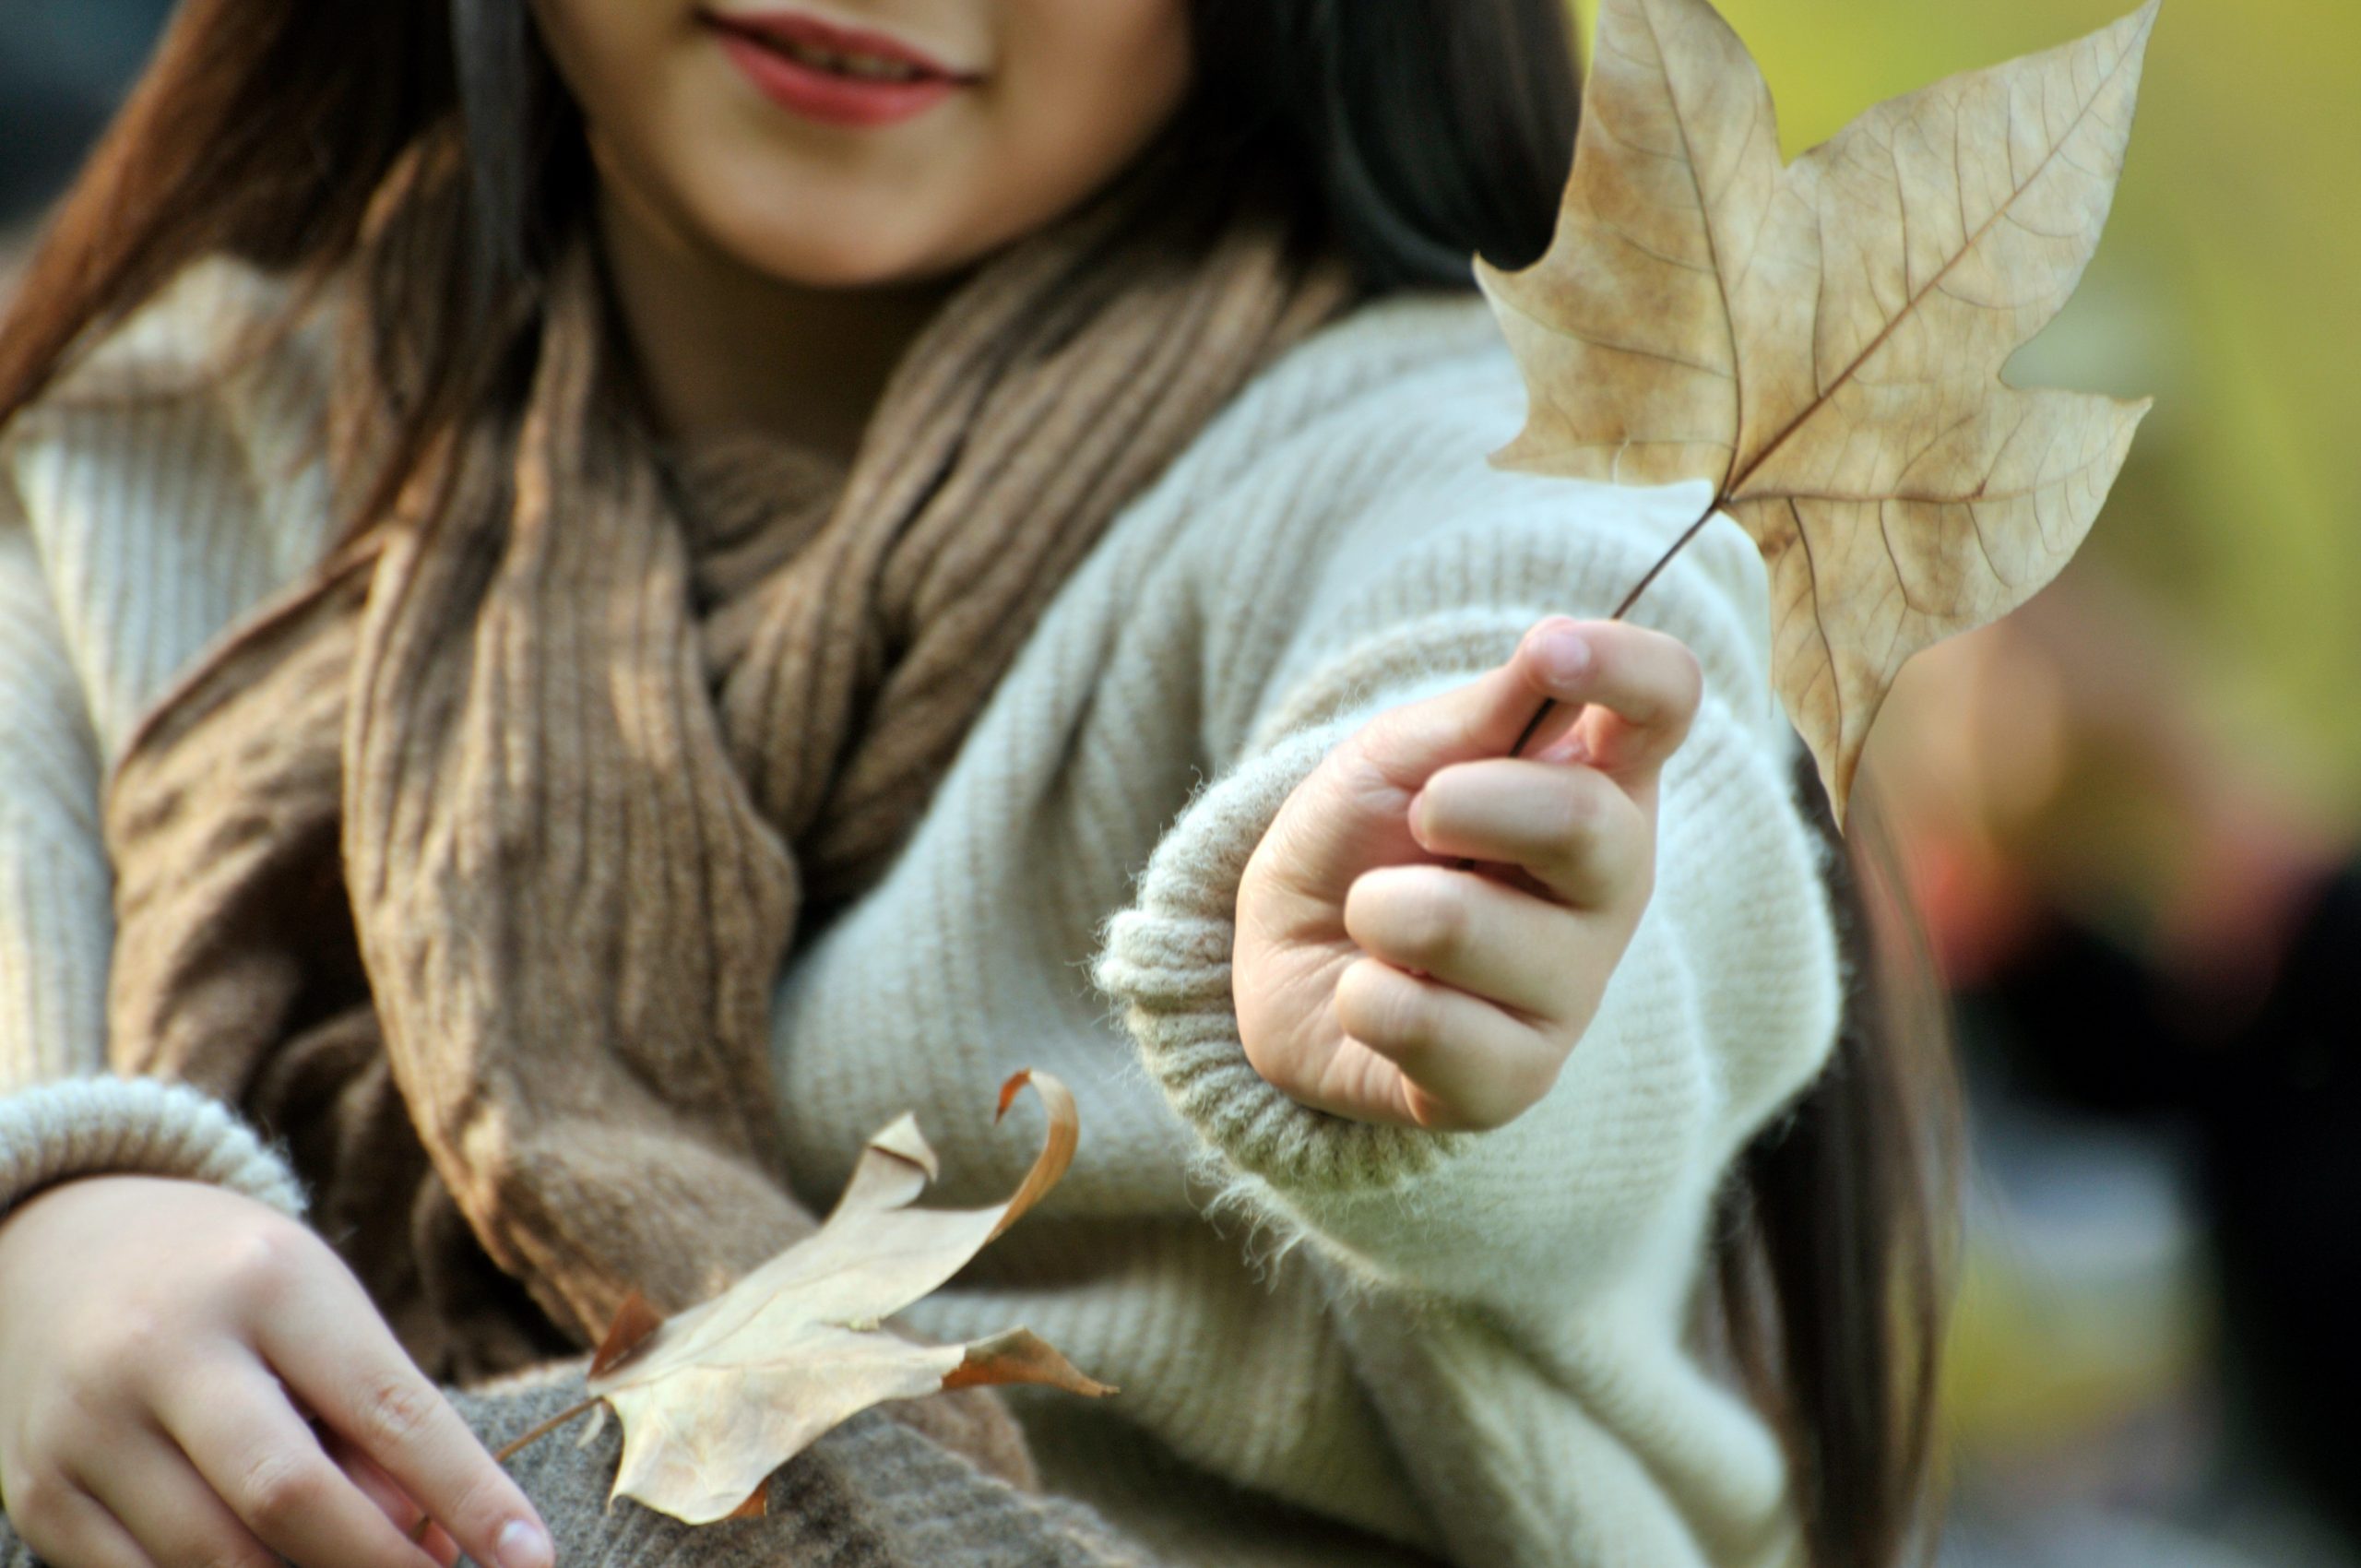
{"left": 1350, "top": 618, "right": 1593, "bottom": 791}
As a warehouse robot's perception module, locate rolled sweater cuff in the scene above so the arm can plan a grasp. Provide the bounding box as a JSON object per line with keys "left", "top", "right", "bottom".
{"left": 1093, "top": 606, "right": 1568, "bottom": 1215}
{"left": 0, "top": 1075, "right": 307, "bottom": 1224}
{"left": 1093, "top": 712, "right": 1476, "bottom": 1205}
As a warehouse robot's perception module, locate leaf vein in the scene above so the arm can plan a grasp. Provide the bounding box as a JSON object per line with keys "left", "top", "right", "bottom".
{"left": 1728, "top": 31, "right": 2144, "bottom": 494}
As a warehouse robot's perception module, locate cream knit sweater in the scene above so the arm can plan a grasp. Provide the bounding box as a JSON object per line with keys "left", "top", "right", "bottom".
{"left": 0, "top": 257, "right": 1843, "bottom": 1568}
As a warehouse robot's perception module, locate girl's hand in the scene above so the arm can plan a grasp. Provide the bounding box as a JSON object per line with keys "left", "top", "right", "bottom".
{"left": 1234, "top": 616, "right": 1703, "bottom": 1132}
{"left": 0, "top": 1175, "right": 553, "bottom": 1568}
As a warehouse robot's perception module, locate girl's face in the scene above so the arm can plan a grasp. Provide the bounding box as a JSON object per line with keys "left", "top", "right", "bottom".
{"left": 530, "top": 0, "right": 1195, "bottom": 286}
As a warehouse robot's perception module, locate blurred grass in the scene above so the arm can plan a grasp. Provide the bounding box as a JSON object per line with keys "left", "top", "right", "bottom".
{"left": 1566, "top": 0, "right": 2361, "bottom": 818}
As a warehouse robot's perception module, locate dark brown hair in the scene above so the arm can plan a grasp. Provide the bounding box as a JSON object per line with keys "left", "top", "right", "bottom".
{"left": 0, "top": 3, "right": 1957, "bottom": 1562}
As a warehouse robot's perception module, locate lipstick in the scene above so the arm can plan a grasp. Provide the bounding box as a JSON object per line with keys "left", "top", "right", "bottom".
{"left": 702, "top": 8, "right": 979, "bottom": 128}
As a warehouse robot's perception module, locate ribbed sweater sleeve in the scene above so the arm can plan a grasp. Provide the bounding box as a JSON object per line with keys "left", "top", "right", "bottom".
{"left": 0, "top": 1076, "right": 306, "bottom": 1221}
{"left": 0, "top": 501, "right": 308, "bottom": 1224}
{"left": 0, "top": 265, "right": 315, "bottom": 1227}
{"left": 1090, "top": 352, "right": 1845, "bottom": 1322}
{"left": 0, "top": 493, "right": 113, "bottom": 1088}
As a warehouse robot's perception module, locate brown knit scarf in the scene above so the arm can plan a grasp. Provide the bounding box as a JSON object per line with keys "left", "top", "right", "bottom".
{"left": 97, "top": 134, "right": 1356, "bottom": 1387}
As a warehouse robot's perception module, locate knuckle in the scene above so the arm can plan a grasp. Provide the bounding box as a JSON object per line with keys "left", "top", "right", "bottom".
{"left": 1349, "top": 870, "right": 1468, "bottom": 969}
{"left": 233, "top": 1446, "right": 327, "bottom": 1532}
{"left": 210, "top": 1221, "right": 310, "bottom": 1312}
{"left": 1395, "top": 882, "right": 1471, "bottom": 967}
{"left": 1661, "top": 642, "right": 1704, "bottom": 727}
{"left": 1548, "top": 769, "right": 1609, "bottom": 847}
{"left": 1610, "top": 626, "right": 1700, "bottom": 715}
{"left": 351, "top": 1369, "right": 443, "bottom": 1455}
{"left": 1346, "top": 960, "right": 1440, "bottom": 1052}
{"left": 1538, "top": 790, "right": 1619, "bottom": 896}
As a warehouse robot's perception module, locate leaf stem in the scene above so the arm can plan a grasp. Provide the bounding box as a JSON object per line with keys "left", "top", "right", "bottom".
{"left": 404, "top": 1397, "right": 603, "bottom": 1546}
{"left": 1453, "top": 497, "right": 1723, "bottom": 872}
{"left": 494, "top": 1397, "right": 605, "bottom": 1465}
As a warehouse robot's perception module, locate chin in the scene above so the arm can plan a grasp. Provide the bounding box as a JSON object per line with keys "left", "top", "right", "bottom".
{"left": 694, "top": 179, "right": 986, "bottom": 291}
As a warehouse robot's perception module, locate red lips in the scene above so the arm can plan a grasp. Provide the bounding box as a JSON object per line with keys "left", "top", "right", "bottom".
{"left": 702, "top": 8, "right": 979, "bottom": 127}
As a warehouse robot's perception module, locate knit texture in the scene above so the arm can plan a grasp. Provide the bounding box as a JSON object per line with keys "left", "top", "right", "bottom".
{"left": 0, "top": 1357, "right": 1158, "bottom": 1568}
{"left": 0, "top": 255, "right": 1845, "bottom": 1567}
{"left": 0, "top": 1075, "right": 305, "bottom": 1221}
{"left": 88, "top": 135, "right": 1353, "bottom": 1384}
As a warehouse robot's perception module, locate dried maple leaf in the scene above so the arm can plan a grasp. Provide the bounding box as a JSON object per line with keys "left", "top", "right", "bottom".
{"left": 576, "top": 1070, "right": 1113, "bottom": 1525}
{"left": 1477, "top": 0, "right": 2159, "bottom": 821}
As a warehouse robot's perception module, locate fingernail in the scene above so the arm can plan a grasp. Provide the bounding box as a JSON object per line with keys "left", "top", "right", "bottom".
{"left": 1537, "top": 624, "right": 1591, "bottom": 686}
{"left": 498, "top": 1519, "right": 553, "bottom": 1568}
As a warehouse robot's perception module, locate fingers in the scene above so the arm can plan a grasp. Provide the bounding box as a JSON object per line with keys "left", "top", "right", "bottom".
{"left": 1332, "top": 956, "right": 1567, "bottom": 1132}
{"left": 1350, "top": 616, "right": 1702, "bottom": 801}
{"left": 1345, "top": 864, "right": 1601, "bottom": 1024}
{"left": 259, "top": 1267, "right": 552, "bottom": 1568}
{"left": 326, "top": 1427, "right": 462, "bottom": 1568}
{"left": 3, "top": 1476, "right": 155, "bottom": 1568}
{"left": 1350, "top": 641, "right": 1580, "bottom": 791}
{"left": 1404, "top": 757, "right": 1652, "bottom": 910}
{"left": 152, "top": 1355, "right": 447, "bottom": 1568}
{"left": 78, "top": 1429, "right": 278, "bottom": 1568}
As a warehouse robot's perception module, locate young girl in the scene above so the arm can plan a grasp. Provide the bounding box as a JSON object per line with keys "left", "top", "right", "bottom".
{"left": 0, "top": 3, "right": 1949, "bottom": 1566}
